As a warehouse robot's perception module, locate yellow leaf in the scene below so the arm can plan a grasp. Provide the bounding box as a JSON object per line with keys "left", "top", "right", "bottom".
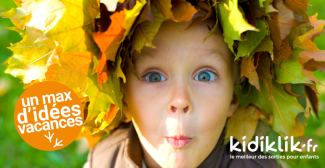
{"left": 5, "top": 27, "right": 56, "bottom": 83}
{"left": 1, "top": 0, "right": 65, "bottom": 33}
{"left": 291, "top": 118, "right": 306, "bottom": 137}
{"left": 46, "top": 0, "right": 99, "bottom": 53}
{"left": 115, "top": 54, "right": 126, "bottom": 83}
{"left": 45, "top": 48, "right": 92, "bottom": 95}
{"left": 225, "top": 105, "right": 261, "bottom": 147}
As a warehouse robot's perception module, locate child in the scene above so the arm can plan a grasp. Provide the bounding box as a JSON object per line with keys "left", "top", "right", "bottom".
{"left": 86, "top": 9, "right": 279, "bottom": 168}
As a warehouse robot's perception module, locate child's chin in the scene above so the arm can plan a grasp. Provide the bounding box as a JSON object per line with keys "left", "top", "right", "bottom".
{"left": 163, "top": 152, "right": 198, "bottom": 168}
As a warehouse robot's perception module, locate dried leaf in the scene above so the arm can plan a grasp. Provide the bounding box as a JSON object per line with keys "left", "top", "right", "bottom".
{"left": 132, "top": 5, "right": 166, "bottom": 53}
{"left": 283, "top": 0, "right": 309, "bottom": 22}
{"left": 257, "top": 53, "right": 273, "bottom": 92}
{"left": 152, "top": 0, "right": 198, "bottom": 22}
{"left": 225, "top": 105, "right": 261, "bottom": 146}
{"left": 241, "top": 56, "right": 260, "bottom": 91}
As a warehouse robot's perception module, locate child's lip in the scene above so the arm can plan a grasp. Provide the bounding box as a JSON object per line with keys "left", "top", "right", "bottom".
{"left": 165, "top": 136, "right": 192, "bottom": 148}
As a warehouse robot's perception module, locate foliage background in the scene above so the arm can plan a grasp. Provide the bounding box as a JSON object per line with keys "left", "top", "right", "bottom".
{"left": 0, "top": 0, "right": 324, "bottom": 167}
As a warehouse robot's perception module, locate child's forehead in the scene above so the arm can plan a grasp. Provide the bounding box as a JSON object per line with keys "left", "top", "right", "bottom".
{"left": 132, "top": 18, "right": 233, "bottom": 66}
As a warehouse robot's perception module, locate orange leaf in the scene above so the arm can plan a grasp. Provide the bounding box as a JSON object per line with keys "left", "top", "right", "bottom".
{"left": 284, "top": 0, "right": 309, "bottom": 22}
{"left": 152, "top": 0, "right": 198, "bottom": 22}
{"left": 268, "top": 0, "right": 303, "bottom": 50}
{"left": 93, "top": 11, "right": 125, "bottom": 62}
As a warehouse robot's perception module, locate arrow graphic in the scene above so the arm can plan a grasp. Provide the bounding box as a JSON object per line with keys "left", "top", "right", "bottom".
{"left": 53, "top": 138, "right": 63, "bottom": 148}
{"left": 44, "top": 131, "right": 54, "bottom": 143}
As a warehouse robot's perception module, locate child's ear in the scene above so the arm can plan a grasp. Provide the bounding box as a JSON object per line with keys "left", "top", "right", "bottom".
{"left": 227, "top": 94, "right": 239, "bottom": 118}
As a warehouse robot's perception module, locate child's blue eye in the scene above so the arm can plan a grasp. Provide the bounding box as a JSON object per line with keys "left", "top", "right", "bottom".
{"left": 145, "top": 72, "right": 166, "bottom": 82}
{"left": 194, "top": 71, "right": 216, "bottom": 81}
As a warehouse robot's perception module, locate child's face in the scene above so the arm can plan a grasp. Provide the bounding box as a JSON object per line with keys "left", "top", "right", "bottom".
{"left": 122, "top": 18, "right": 236, "bottom": 167}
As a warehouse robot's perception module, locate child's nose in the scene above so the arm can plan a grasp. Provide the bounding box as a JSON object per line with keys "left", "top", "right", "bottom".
{"left": 171, "top": 105, "right": 189, "bottom": 113}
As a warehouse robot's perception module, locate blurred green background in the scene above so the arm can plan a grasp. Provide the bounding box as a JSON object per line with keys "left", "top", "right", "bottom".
{"left": 0, "top": 0, "right": 325, "bottom": 168}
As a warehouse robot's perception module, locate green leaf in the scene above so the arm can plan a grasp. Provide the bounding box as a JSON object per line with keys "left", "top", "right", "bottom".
{"left": 290, "top": 84, "right": 306, "bottom": 108}
{"left": 274, "top": 49, "right": 313, "bottom": 84}
{"left": 217, "top": 0, "right": 258, "bottom": 53}
{"left": 259, "top": 0, "right": 266, "bottom": 7}
{"left": 237, "top": 19, "right": 268, "bottom": 59}
{"left": 251, "top": 35, "right": 273, "bottom": 58}
{"left": 236, "top": 81, "right": 305, "bottom": 136}
{"left": 85, "top": 72, "right": 123, "bottom": 123}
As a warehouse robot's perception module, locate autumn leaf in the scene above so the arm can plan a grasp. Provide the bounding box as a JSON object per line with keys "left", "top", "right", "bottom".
{"left": 305, "top": 85, "right": 319, "bottom": 117}
{"left": 287, "top": 22, "right": 313, "bottom": 48}
{"left": 237, "top": 19, "right": 268, "bottom": 58}
{"left": 218, "top": 0, "right": 258, "bottom": 53}
{"left": 187, "top": 0, "right": 214, "bottom": 32}
{"left": 251, "top": 35, "right": 274, "bottom": 59}
{"left": 249, "top": 0, "right": 276, "bottom": 19}
{"left": 94, "top": 104, "right": 120, "bottom": 133}
{"left": 299, "top": 50, "right": 325, "bottom": 72}
{"left": 236, "top": 81, "right": 305, "bottom": 136}
{"left": 101, "top": 0, "right": 124, "bottom": 12}
{"left": 283, "top": 84, "right": 303, "bottom": 98}
{"left": 291, "top": 118, "right": 305, "bottom": 137}
{"left": 274, "top": 49, "right": 313, "bottom": 85}
{"left": 93, "top": 0, "right": 146, "bottom": 61}
{"left": 283, "top": 0, "right": 309, "bottom": 22}
{"left": 85, "top": 72, "right": 123, "bottom": 123}
{"left": 45, "top": 47, "right": 92, "bottom": 95}
{"left": 45, "top": 0, "right": 99, "bottom": 53}
{"left": 132, "top": 5, "right": 166, "bottom": 53}
{"left": 256, "top": 53, "right": 273, "bottom": 92}
{"left": 241, "top": 56, "right": 260, "bottom": 91}
{"left": 76, "top": 126, "right": 107, "bottom": 148}
{"left": 225, "top": 105, "right": 261, "bottom": 147}
{"left": 152, "top": 0, "right": 198, "bottom": 22}
{"left": 268, "top": 0, "right": 303, "bottom": 50}
{"left": 254, "top": 119, "right": 271, "bottom": 138}
{"left": 5, "top": 27, "right": 56, "bottom": 83}
{"left": 115, "top": 52, "right": 126, "bottom": 83}
{"left": 0, "top": 0, "right": 65, "bottom": 32}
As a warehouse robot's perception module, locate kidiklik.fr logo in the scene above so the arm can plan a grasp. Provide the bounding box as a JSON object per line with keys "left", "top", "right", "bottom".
{"left": 230, "top": 136, "right": 318, "bottom": 152}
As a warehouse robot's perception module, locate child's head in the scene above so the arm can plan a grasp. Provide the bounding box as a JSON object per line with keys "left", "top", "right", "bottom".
{"left": 121, "top": 10, "right": 239, "bottom": 167}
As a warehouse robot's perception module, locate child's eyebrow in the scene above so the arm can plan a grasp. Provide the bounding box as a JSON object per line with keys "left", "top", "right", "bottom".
{"left": 200, "top": 48, "right": 231, "bottom": 67}
{"left": 133, "top": 48, "right": 231, "bottom": 67}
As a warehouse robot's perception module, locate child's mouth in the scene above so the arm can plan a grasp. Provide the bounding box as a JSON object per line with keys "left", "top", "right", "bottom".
{"left": 165, "top": 136, "right": 192, "bottom": 148}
